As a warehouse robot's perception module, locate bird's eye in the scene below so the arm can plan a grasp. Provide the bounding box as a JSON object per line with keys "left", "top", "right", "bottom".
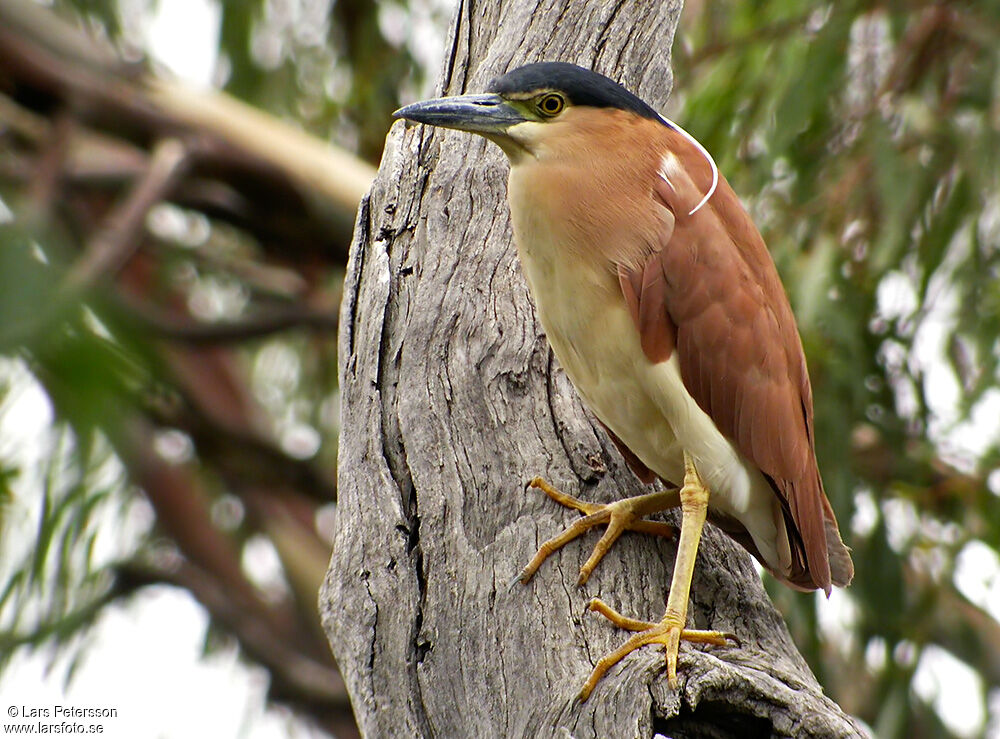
{"left": 536, "top": 93, "right": 565, "bottom": 117}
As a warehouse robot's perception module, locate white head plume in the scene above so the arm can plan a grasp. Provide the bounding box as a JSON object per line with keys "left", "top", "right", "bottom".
{"left": 658, "top": 115, "right": 719, "bottom": 215}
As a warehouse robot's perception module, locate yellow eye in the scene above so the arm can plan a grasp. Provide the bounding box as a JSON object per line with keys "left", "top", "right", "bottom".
{"left": 536, "top": 93, "right": 565, "bottom": 117}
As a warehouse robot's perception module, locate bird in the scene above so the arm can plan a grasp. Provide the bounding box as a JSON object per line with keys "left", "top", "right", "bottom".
{"left": 393, "top": 61, "right": 854, "bottom": 701}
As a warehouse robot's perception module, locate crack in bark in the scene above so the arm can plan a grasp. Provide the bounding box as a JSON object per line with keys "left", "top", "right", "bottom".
{"left": 594, "top": 0, "right": 629, "bottom": 65}
{"left": 442, "top": 0, "right": 465, "bottom": 93}
{"left": 342, "top": 194, "right": 371, "bottom": 363}
{"left": 538, "top": 0, "right": 573, "bottom": 59}
{"left": 543, "top": 349, "right": 572, "bottom": 469}
{"left": 362, "top": 571, "right": 378, "bottom": 675}
{"left": 352, "top": 562, "right": 382, "bottom": 722}
{"left": 372, "top": 196, "right": 434, "bottom": 737}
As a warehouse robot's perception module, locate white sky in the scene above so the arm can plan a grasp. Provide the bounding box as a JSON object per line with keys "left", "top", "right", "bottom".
{"left": 0, "top": 587, "right": 322, "bottom": 739}
{"left": 145, "top": 0, "right": 222, "bottom": 88}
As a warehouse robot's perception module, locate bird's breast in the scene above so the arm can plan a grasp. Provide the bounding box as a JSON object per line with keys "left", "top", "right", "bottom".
{"left": 507, "top": 162, "right": 687, "bottom": 483}
{"left": 505, "top": 162, "right": 785, "bottom": 569}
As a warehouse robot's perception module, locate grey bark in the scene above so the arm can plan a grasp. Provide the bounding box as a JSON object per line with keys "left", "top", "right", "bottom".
{"left": 321, "top": 2, "right": 869, "bottom": 737}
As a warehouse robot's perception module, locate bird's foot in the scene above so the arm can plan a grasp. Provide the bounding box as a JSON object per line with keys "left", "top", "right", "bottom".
{"left": 579, "top": 597, "right": 737, "bottom": 701}
{"left": 515, "top": 478, "right": 676, "bottom": 587}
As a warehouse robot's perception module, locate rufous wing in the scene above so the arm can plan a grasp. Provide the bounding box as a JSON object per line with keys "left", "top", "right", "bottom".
{"left": 618, "top": 132, "right": 853, "bottom": 592}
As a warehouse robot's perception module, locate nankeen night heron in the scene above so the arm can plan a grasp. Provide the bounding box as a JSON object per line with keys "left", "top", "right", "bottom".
{"left": 394, "top": 62, "right": 853, "bottom": 701}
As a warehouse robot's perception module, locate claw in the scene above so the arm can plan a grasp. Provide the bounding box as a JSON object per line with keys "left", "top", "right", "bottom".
{"left": 516, "top": 467, "right": 735, "bottom": 699}
{"left": 515, "top": 478, "right": 678, "bottom": 586}
{"left": 579, "top": 597, "right": 737, "bottom": 700}
{"left": 576, "top": 452, "right": 735, "bottom": 700}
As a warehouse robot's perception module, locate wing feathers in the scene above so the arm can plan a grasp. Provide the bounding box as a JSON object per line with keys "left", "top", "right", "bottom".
{"left": 616, "top": 128, "right": 852, "bottom": 592}
{"left": 619, "top": 262, "right": 676, "bottom": 364}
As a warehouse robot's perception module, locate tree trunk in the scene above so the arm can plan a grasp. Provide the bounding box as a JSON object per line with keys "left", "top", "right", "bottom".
{"left": 322, "top": 2, "right": 868, "bottom": 736}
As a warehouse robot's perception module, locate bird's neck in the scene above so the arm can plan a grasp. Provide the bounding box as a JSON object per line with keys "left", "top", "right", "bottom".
{"left": 505, "top": 111, "right": 668, "bottom": 277}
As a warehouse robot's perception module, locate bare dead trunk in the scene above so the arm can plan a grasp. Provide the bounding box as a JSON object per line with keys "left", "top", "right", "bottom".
{"left": 322, "top": 2, "right": 868, "bottom": 736}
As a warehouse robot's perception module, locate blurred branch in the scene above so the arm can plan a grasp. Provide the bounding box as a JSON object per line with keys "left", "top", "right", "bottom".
{"left": 931, "top": 584, "right": 1000, "bottom": 689}
{"left": 63, "top": 138, "right": 191, "bottom": 292}
{"left": 149, "top": 78, "right": 375, "bottom": 221}
{"left": 149, "top": 241, "right": 311, "bottom": 300}
{"left": 119, "top": 297, "right": 339, "bottom": 345}
{"left": 115, "top": 560, "right": 349, "bottom": 708}
{"left": 0, "top": 0, "right": 375, "bottom": 258}
{"left": 241, "top": 487, "right": 333, "bottom": 644}
{"left": 679, "top": 12, "right": 814, "bottom": 66}
{"left": 24, "top": 110, "right": 73, "bottom": 219}
{"left": 115, "top": 418, "right": 274, "bottom": 617}
{"left": 170, "top": 407, "right": 338, "bottom": 504}
{"left": 113, "top": 260, "right": 339, "bottom": 504}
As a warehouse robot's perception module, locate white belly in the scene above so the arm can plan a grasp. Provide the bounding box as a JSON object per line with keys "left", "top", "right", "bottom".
{"left": 508, "top": 174, "right": 785, "bottom": 570}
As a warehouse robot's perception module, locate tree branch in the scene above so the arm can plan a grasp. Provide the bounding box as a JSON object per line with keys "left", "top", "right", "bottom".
{"left": 0, "top": 0, "right": 375, "bottom": 256}
{"left": 116, "top": 293, "right": 339, "bottom": 344}
{"left": 63, "top": 137, "right": 191, "bottom": 291}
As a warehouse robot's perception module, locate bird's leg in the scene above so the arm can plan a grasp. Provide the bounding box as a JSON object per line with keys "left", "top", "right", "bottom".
{"left": 517, "top": 477, "right": 678, "bottom": 586}
{"left": 579, "top": 451, "right": 737, "bottom": 701}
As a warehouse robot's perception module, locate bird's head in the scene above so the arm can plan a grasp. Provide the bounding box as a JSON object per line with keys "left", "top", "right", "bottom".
{"left": 393, "top": 62, "right": 663, "bottom": 163}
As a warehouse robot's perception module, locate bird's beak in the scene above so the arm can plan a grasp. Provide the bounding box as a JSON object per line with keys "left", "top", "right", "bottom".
{"left": 393, "top": 93, "right": 527, "bottom": 135}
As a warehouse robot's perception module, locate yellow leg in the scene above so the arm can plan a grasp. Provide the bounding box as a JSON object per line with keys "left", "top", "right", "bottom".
{"left": 579, "top": 452, "right": 737, "bottom": 701}
{"left": 517, "top": 477, "right": 678, "bottom": 586}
